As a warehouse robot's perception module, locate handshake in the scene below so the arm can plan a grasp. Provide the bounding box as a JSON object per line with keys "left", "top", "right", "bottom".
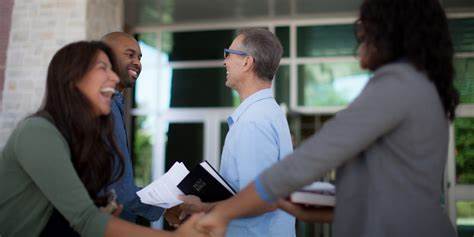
{"left": 137, "top": 162, "right": 335, "bottom": 236}
{"left": 164, "top": 193, "right": 334, "bottom": 225}
{"left": 161, "top": 192, "right": 334, "bottom": 237}
{"left": 161, "top": 195, "right": 233, "bottom": 237}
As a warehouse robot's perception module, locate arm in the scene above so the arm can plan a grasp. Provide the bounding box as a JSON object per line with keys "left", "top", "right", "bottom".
{"left": 179, "top": 195, "right": 216, "bottom": 214}
{"left": 229, "top": 121, "right": 281, "bottom": 215}
{"left": 105, "top": 214, "right": 208, "bottom": 237}
{"left": 197, "top": 183, "right": 270, "bottom": 237}
{"left": 15, "top": 118, "right": 110, "bottom": 237}
{"left": 197, "top": 71, "right": 410, "bottom": 236}
{"left": 16, "top": 118, "right": 207, "bottom": 237}
{"left": 258, "top": 71, "right": 409, "bottom": 200}
{"left": 165, "top": 195, "right": 216, "bottom": 227}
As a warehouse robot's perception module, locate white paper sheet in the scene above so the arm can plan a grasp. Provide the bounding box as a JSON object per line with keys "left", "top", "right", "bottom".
{"left": 137, "top": 162, "right": 190, "bottom": 208}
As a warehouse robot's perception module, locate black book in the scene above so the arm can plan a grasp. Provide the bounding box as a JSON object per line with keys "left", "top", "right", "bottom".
{"left": 177, "top": 161, "right": 236, "bottom": 202}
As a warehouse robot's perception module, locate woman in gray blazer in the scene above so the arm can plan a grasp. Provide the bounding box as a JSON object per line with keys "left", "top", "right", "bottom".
{"left": 196, "top": 0, "right": 459, "bottom": 236}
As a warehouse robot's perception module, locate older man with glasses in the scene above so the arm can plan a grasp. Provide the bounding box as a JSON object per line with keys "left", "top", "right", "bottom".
{"left": 165, "top": 28, "right": 295, "bottom": 237}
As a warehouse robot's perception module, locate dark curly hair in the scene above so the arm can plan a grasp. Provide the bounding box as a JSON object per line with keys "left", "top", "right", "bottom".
{"left": 356, "top": 0, "right": 459, "bottom": 120}
{"left": 37, "top": 41, "right": 125, "bottom": 206}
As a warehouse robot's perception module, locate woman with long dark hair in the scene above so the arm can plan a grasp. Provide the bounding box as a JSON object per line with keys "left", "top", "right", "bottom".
{"left": 195, "top": 0, "right": 458, "bottom": 236}
{"left": 0, "top": 41, "right": 207, "bottom": 237}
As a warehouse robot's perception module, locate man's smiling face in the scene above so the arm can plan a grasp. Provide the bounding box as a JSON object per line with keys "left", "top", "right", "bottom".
{"left": 108, "top": 35, "right": 142, "bottom": 89}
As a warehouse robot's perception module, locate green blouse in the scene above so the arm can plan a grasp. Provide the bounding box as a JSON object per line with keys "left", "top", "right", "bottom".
{"left": 0, "top": 117, "right": 110, "bottom": 237}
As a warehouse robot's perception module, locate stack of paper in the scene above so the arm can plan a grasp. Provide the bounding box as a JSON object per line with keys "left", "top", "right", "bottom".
{"left": 137, "top": 162, "right": 190, "bottom": 208}
{"left": 290, "top": 182, "right": 336, "bottom": 207}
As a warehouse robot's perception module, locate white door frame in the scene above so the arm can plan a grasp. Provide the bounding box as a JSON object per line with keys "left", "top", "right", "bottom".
{"left": 148, "top": 108, "right": 234, "bottom": 180}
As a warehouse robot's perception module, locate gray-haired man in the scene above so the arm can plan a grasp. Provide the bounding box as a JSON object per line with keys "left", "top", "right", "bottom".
{"left": 168, "top": 28, "right": 295, "bottom": 237}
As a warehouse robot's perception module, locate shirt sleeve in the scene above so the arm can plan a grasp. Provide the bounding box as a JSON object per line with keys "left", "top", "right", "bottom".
{"left": 232, "top": 121, "right": 280, "bottom": 190}
{"left": 126, "top": 193, "right": 164, "bottom": 221}
{"left": 14, "top": 118, "right": 110, "bottom": 237}
{"left": 110, "top": 98, "right": 164, "bottom": 221}
{"left": 258, "top": 70, "right": 410, "bottom": 201}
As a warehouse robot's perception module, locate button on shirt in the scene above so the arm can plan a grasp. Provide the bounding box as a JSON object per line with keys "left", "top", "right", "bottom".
{"left": 108, "top": 93, "right": 163, "bottom": 222}
{"left": 219, "top": 88, "right": 295, "bottom": 237}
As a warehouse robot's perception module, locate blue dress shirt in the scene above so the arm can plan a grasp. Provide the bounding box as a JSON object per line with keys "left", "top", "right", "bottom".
{"left": 219, "top": 88, "right": 295, "bottom": 237}
{"left": 108, "top": 93, "right": 163, "bottom": 222}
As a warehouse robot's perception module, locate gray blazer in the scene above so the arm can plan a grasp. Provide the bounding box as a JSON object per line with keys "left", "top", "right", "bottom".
{"left": 259, "top": 62, "right": 457, "bottom": 237}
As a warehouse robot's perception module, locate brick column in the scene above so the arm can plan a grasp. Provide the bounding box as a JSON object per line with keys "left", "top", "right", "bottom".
{"left": 0, "top": 0, "right": 123, "bottom": 147}
{"left": 0, "top": 0, "right": 14, "bottom": 110}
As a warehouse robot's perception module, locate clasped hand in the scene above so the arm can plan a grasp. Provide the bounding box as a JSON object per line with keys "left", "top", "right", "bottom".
{"left": 164, "top": 195, "right": 214, "bottom": 228}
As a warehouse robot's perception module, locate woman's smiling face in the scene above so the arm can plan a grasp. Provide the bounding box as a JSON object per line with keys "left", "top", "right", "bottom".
{"left": 76, "top": 51, "right": 119, "bottom": 116}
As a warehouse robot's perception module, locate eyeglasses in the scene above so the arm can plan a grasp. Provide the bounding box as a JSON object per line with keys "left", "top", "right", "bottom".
{"left": 224, "top": 48, "right": 248, "bottom": 59}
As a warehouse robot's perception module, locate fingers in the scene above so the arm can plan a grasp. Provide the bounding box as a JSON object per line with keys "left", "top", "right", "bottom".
{"left": 277, "top": 199, "right": 303, "bottom": 214}
{"left": 195, "top": 212, "right": 228, "bottom": 237}
{"left": 176, "top": 213, "right": 212, "bottom": 237}
{"left": 183, "top": 212, "right": 205, "bottom": 226}
{"left": 179, "top": 195, "right": 206, "bottom": 214}
{"left": 164, "top": 207, "right": 182, "bottom": 227}
{"left": 165, "top": 201, "right": 206, "bottom": 228}
{"left": 178, "top": 195, "right": 201, "bottom": 203}
{"left": 179, "top": 210, "right": 188, "bottom": 221}
{"left": 112, "top": 204, "right": 123, "bottom": 217}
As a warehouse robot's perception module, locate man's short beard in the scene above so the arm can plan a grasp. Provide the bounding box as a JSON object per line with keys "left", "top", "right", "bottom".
{"left": 118, "top": 68, "right": 133, "bottom": 89}
{"left": 121, "top": 77, "right": 133, "bottom": 88}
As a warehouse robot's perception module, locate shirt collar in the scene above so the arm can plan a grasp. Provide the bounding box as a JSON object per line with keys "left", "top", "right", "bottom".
{"left": 227, "top": 88, "right": 273, "bottom": 127}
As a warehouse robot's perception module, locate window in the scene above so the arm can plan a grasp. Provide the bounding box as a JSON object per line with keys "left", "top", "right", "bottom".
{"left": 170, "top": 68, "right": 234, "bottom": 107}
{"left": 457, "top": 201, "right": 474, "bottom": 235}
{"left": 450, "top": 18, "right": 474, "bottom": 53}
{"left": 297, "top": 24, "right": 357, "bottom": 57}
{"left": 165, "top": 123, "right": 204, "bottom": 170}
{"left": 132, "top": 115, "right": 156, "bottom": 187}
{"left": 298, "top": 62, "right": 369, "bottom": 106}
{"left": 167, "top": 30, "right": 236, "bottom": 61}
{"left": 276, "top": 26, "right": 290, "bottom": 58}
{"left": 454, "top": 58, "right": 474, "bottom": 104}
{"left": 450, "top": 17, "right": 474, "bottom": 237}
{"left": 275, "top": 65, "right": 290, "bottom": 106}
{"left": 455, "top": 118, "right": 474, "bottom": 185}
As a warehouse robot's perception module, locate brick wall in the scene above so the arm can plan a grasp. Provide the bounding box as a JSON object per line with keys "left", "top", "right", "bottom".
{"left": 87, "top": 0, "right": 123, "bottom": 40}
{"left": 0, "top": 0, "right": 123, "bottom": 147}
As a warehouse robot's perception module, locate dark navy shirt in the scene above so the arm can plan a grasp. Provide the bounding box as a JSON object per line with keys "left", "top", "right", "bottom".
{"left": 108, "top": 93, "right": 163, "bottom": 222}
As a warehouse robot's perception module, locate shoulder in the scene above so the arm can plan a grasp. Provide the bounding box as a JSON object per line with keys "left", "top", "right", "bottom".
{"left": 236, "top": 99, "right": 287, "bottom": 136}
{"left": 17, "top": 117, "right": 59, "bottom": 134}
{"left": 372, "top": 62, "right": 429, "bottom": 86}
{"left": 233, "top": 119, "right": 279, "bottom": 145}
{"left": 366, "top": 62, "right": 434, "bottom": 97}
{"left": 13, "top": 117, "right": 67, "bottom": 149}
{"left": 242, "top": 98, "right": 284, "bottom": 122}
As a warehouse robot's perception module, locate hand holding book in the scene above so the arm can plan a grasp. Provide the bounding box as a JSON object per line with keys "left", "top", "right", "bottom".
{"left": 278, "top": 199, "right": 333, "bottom": 223}
{"left": 279, "top": 181, "right": 335, "bottom": 223}
{"left": 137, "top": 161, "right": 235, "bottom": 209}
